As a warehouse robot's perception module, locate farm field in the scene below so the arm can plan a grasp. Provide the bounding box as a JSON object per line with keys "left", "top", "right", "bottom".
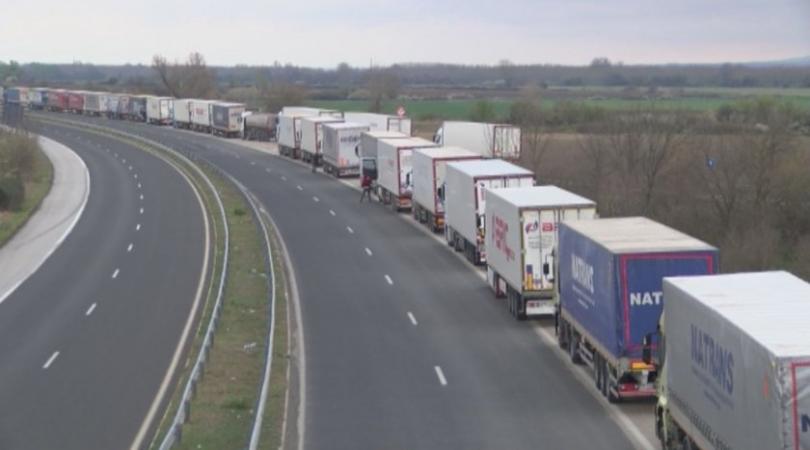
{"left": 307, "top": 87, "right": 810, "bottom": 120}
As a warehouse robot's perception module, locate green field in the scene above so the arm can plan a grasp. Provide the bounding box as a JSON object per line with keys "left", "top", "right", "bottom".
{"left": 308, "top": 88, "right": 810, "bottom": 121}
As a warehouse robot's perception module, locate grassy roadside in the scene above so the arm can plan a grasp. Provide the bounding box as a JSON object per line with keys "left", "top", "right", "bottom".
{"left": 0, "top": 132, "right": 54, "bottom": 246}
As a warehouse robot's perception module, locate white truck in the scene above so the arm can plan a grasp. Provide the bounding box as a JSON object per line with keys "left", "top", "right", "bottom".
{"left": 322, "top": 122, "right": 369, "bottom": 177}
{"left": 344, "top": 112, "right": 412, "bottom": 135}
{"left": 359, "top": 130, "right": 409, "bottom": 181}
{"left": 485, "top": 186, "right": 596, "bottom": 319}
{"left": 412, "top": 147, "right": 481, "bottom": 232}
{"left": 146, "top": 96, "right": 174, "bottom": 125}
{"left": 377, "top": 137, "right": 438, "bottom": 211}
{"left": 211, "top": 102, "right": 246, "bottom": 137}
{"left": 277, "top": 108, "right": 342, "bottom": 158}
{"left": 652, "top": 271, "right": 810, "bottom": 450}
{"left": 190, "top": 99, "right": 214, "bottom": 133}
{"left": 434, "top": 121, "right": 521, "bottom": 159}
{"left": 83, "top": 91, "right": 105, "bottom": 116}
{"left": 300, "top": 115, "right": 344, "bottom": 164}
{"left": 444, "top": 160, "right": 534, "bottom": 265}
{"left": 173, "top": 99, "right": 193, "bottom": 129}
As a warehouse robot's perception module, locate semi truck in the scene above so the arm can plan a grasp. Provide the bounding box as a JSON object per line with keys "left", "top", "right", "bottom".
{"left": 104, "top": 93, "right": 121, "bottom": 118}
{"left": 377, "top": 137, "right": 438, "bottom": 211}
{"left": 27, "top": 89, "right": 45, "bottom": 110}
{"left": 444, "top": 160, "right": 534, "bottom": 265}
{"left": 46, "top": 90, "right": 68, "bottom": 112}
{"left": 322, "top": 121, "right": 369, "bottom": 177}
{"left": 557, "top": 217, "right": 718, "bottom": 403}
{"left": 486, "top": 186, "right": 596, "bottom": 319}
{"left": 344, "top": 112, "right": 412, "bottom": 135}
{"left": 243, "top": 112, "right": 277, "bottom": 141}
{"left": 651, "top": 271, "right": 810, "bottom": 450}
{"left": 359, "top": 130, "right": 408, "bottom": 182}
{"left": 83, "top": 92, "right": 106, "bottom": 116}
{"left": 67, "top": 91, "right": 84, "bottom": 113}
{"left": 146, "top": 96, "right": 174, "bottom": 125}
{"left": 434, "top": 121, "right": 521, "bottom": 159}
{"left": 300, "top": 115, "right": 343, "bottom": 163}
{"left": 211, "top": 102, "right": 245, "bottom": 137}
{"left": 277, "top": 108, "right": 341, "bottom": 158}
{"left": 128, "top": 96, "right": 147, "bottom": 121}
{"left": 412, "top": 147, "right": 481, "bottom": 232}
{"left": 173, "top": 99, "right": 193, "bottom": 129}
{"left": 190, "top": 99, "right": 213, "bottom": 132}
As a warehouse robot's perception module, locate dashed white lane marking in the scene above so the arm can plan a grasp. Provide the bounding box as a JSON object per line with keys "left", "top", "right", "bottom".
{"left": 122, "top": 159, "right": 127, "bottom": 163}
{"left": 265, "top": 168, "right": 272, "bottom": 173}
{"left": 434, "top": 366, "right": 447, "bottom": 386}
{"left": 139, "top": 207, "right": 144, "bottom": 215}
{"left": 281, "top": 176, "right": 287, "bottom": 181}
{"left": 86, "top": 303, "right": 97, "bottom": 316}
{"left": 112, "top": 268, "right": 120, "bottom": 279}
{"left": 127, "top": 243, "right": 134, "bottom": 253}
{"left": 250, "top": 161, "right": 256, "bottom": 166}
{"left": 365, "top": 247, "right": 372, "bottom": 256}
{"left": 384, "top": 275, "right": 393, "bottom": 285}
{"left": 43, "top": 351, "right": 60, "bottom": 369}
{"left": 139, "top": 194, "right": 144, "bottom": 201}
{"left": 136, "top": 223, "right": 141, "bottom": 231}
{"left": 134, "top": 174, "right": 138, "bottom": 179}
{"left": 408, "top": 312, "right": 418, "bottom": 326}
{"left": 346, "top": 226, "right": 354, "bottom": 234}
{"left": 137, "top": 182, "right": 142, "bottom": 189}
{"left": 297, "top": 185, "right": 303, "bottom": 191}
{"left": 313, "top": 196, "right": 319, "bottom": 202}
{"left": 128, "top": 165, "right": 133, "bottom": 171}
{"left": 329, "top": 210, "right": 336, "bottom": 216}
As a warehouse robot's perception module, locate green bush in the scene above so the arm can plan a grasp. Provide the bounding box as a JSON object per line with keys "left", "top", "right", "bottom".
{"left": 0, "top": 175, "right": 25, "bottom": 211}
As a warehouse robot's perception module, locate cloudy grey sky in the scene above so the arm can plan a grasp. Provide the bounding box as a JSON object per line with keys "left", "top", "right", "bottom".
{"left": 1, "top": 0, "right": 808, "bottom": 67}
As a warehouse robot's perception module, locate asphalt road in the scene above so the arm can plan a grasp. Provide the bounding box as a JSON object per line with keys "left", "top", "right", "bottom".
{"left": 47, "top": 113, "right": 638, "bottom": 450}
{"left": 0, "top": 120, "right": 207, "bottom": 450}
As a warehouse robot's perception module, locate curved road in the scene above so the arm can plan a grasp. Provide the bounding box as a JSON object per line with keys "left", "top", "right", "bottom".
{"left": 0, "top": 121, "right": 207, "bottom": 450}
{"left": 46, "top": 113, "right": 637, "bottom": 450}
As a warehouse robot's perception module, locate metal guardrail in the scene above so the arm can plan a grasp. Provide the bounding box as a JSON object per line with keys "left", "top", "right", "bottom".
{"left": 31, "top": 115, "right": 280, "bottom": 450}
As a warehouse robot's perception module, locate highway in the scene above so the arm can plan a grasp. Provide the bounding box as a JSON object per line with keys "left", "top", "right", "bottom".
{"left": 43, "top": 113, "right": 639, "bottom": 449}
{"left": 0, "top": 120, "right": 208, "bottom": 450}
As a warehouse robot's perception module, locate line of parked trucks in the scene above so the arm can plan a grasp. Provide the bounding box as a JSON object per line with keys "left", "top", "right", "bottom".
{"left": 273, "top": 105, "right": 810, "bottom": 450}
{"left": 6, "top": 85, "right": 810, "bottom": 450}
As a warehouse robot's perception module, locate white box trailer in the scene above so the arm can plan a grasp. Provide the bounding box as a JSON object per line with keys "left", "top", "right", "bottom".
{"left": 377, "top": 137, "right": 438, "bottom": 211}
{"left": 146, "top": 96, "right": 173, "bottom": 125}
{"left": 190, "top": 99, "right": 214, "bottom": 132}
{"left": 300, "top": 116, "right": 343, "bottom": 164}
{"left": 445, "top": 160, "right": 534, "bottom": 265}
{"left": 277, "top": 108, "right": 341, "bottom": 158}
{"left": 322, "top": 122, "right": 369, "bottom": 178}
{"left": 412, "top": 147, "right": 482, "bottom": 232}
{"left": 660, "top": 271, "right": 810, "bottom": 450}
{"left": 211, "top": 102, "right": 245, "bottom": 137}
{"left": 280, "top": 106, "right": 342, "bottom": 118}
{"left": 173, "top": 99, "right": 193, "bottom": 128}
{"left": 359, "top": 130, "right": 409, "bottom": 182}
{"left": 344, "top": 112, "right": 412, "bottom": 135}
{"left": 104, "top": 94, "right": 122, "bottom": 118}
{"left": 83, "top": 92, "right": 105, "bottom": 116}
{"left": 435, "top": 121, "right": 521, "bottom": 159}
{"left": 485, "top": 186, "right": 596, "bottom": 318}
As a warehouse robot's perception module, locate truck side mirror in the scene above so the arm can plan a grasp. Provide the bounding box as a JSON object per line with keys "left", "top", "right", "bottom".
{"left": 543, "top": 263, "right": 550, "bottom": 276}
{"left": 642, "top": 333, "right": 653, "bottom": 365}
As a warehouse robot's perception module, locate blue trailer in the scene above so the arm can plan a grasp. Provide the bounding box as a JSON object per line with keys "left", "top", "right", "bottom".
{"left": 556, "top": 217, "right": 718, "bottom": 402}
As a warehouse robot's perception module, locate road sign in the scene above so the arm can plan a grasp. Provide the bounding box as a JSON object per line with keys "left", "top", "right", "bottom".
{"left": 397, "top": 106, "right": 406, "bottom": 118}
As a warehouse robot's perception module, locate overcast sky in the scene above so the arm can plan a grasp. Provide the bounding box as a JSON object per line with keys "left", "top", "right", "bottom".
{"left": 1, "top": 0, "right": 808, "bottom": 67}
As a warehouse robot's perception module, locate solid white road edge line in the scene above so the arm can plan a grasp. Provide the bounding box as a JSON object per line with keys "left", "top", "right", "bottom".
{"left": 139, "top": 207, "right": 144, "bottom": 215}
{"left": 434, "top": 366, "right": 447, "bottom": 386}
{"left": 0, "top": 136, "right": 91, "bottom": 306}
{"left": 408, "top": 312, "right": 418, "bottom": 326}
{"left": 42, "top": 351, "right": 60, "bottom": 370}
{"left": 296, "top": 185, "right": 303, "bottom": 191}
{"left": 86, "top": 303, "right": 97, "bottom": 316}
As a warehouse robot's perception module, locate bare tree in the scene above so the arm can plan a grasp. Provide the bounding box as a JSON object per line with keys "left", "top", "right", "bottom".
{"left": 151, "top": 52, "right": 216, "bottom": 98}
{"left": 367, "top": 70, "right": 400, "bottom": 113}
{"left": 259, "top": 81, "right": 308, "bottom": 112}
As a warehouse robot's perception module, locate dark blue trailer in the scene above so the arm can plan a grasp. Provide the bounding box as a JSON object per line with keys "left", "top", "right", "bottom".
{"left": 4, "top": 87, "right": 22, "bottom": 104}
{"left": 556, "top": 217, "right": 718, "bottom": 402}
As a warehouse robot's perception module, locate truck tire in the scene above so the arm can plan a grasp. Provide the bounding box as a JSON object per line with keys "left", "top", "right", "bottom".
{"left": 568, "top": 328, "right": 581, "bottom": 364}
{"left": 557, "top": 318, "right": 567, "bottom": 349}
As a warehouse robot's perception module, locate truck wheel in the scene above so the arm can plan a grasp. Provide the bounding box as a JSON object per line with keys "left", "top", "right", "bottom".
{"left": 557, "top": 319, "right": 567, "bottom": 349}
{"left": 568, "top": 329, "right": 581, "bottom": 364}
{"left": 516, "top": 297, "right": 527, "bottom": 321}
